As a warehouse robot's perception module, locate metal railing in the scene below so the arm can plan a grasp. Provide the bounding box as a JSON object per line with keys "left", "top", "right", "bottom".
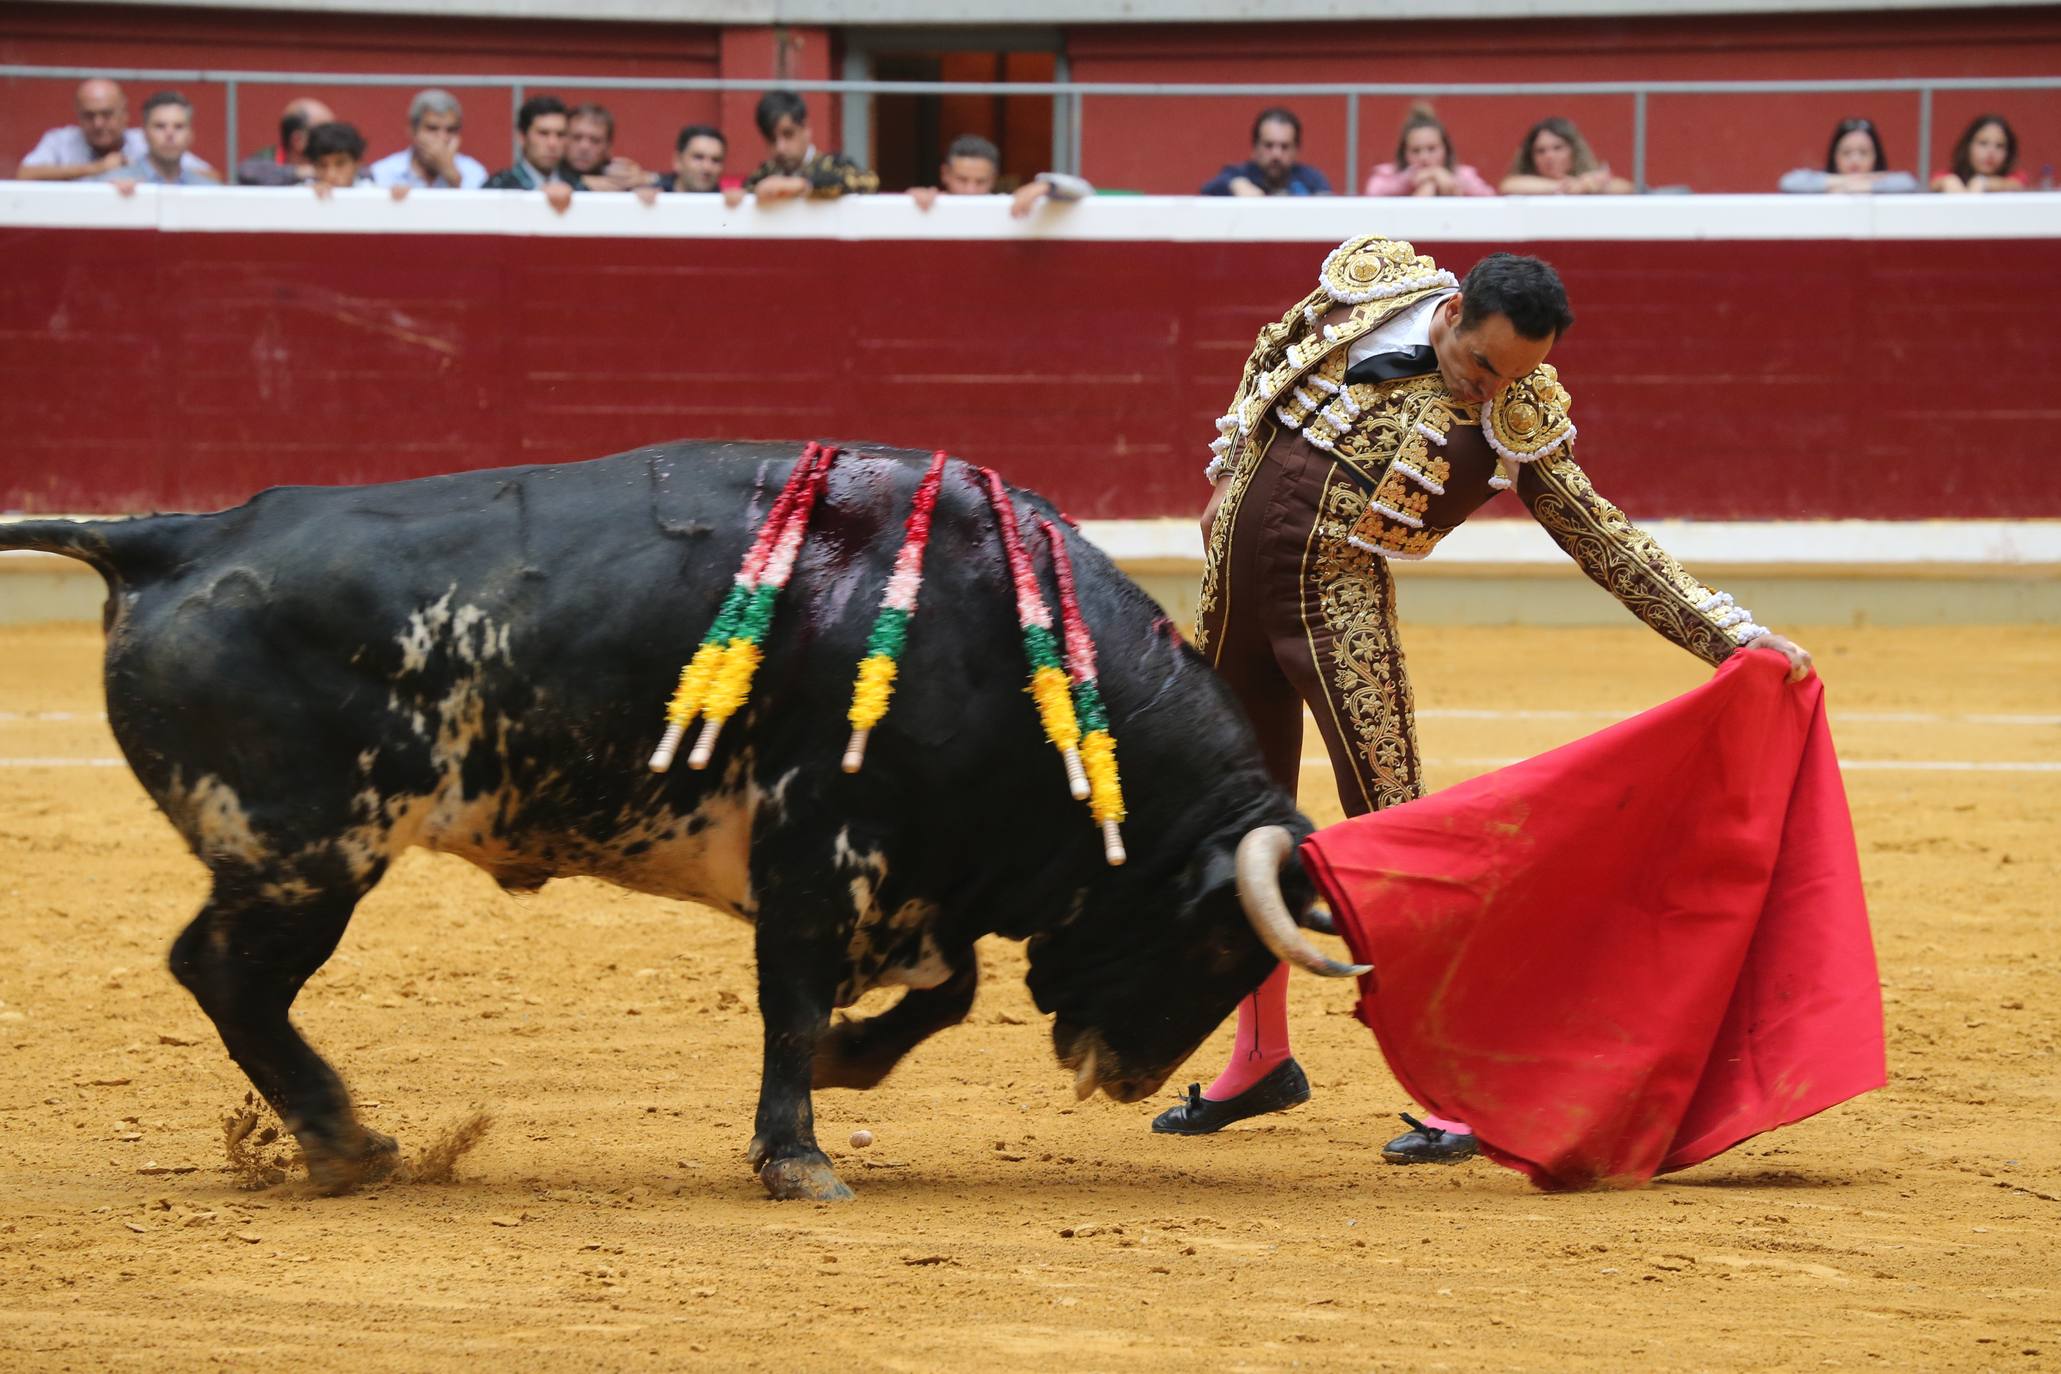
{"left": 7, "top": 63, "right": 2061, "bottom": 191}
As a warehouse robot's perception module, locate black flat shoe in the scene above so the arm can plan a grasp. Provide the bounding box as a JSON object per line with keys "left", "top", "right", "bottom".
{"left": 1150, "top": 1058, "right": 1311, "bottom": 1135}
{"left": 1380, "top": 1112, "right": 1478, "bottom": 1164}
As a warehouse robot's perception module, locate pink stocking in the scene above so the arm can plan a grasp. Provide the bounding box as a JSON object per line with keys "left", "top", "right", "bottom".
{"left": 1203, "top": 964, "right": 1293, "bottom": 1100}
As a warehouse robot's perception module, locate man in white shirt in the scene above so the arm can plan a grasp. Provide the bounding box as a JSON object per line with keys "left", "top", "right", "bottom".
{"left": 366, "top": 89, "right": 488, "bottom": 191}
{"left": 15, "top": 78, "right": 212, "bottom": 181}
{"left": 101, "top": 92, "right": 219, "bottom": 188}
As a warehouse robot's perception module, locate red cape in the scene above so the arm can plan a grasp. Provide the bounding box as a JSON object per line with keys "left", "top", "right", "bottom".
{"left": 1299, "top": 652, "right": 1884, "bottom": 1190}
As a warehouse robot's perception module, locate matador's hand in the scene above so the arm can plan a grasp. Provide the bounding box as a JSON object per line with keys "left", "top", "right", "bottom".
{"left": 1744, "top": 631, "right": 1814, "bottom": 682}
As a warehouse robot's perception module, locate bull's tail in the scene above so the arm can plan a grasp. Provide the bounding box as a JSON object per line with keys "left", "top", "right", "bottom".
{"left": 0, "top": 516, "right": 186, "bottom": 585}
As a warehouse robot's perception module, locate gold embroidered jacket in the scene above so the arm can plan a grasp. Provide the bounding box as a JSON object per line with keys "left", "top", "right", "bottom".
{"left": 1208, "top": 235, "right": 1766, "bottom": 667}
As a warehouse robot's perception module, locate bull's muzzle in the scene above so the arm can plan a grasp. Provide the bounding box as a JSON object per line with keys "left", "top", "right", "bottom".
{"left": 1236, "top": 826, "right": 1371, "bottom": 979}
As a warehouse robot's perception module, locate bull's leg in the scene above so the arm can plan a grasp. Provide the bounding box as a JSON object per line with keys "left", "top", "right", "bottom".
{"left": 813, "top": 958, "right": 978, "bottom": 1090}
{"left": 168, "top": 873, "right": 397, "bottom": 1194}
{"left": 745, "top": 919, "right": 853, "bottom": 1203}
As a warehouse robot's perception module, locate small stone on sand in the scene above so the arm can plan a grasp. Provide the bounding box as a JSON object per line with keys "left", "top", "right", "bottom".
{"left": 849, "top": 1129, "right": 874, "bottom": 1149}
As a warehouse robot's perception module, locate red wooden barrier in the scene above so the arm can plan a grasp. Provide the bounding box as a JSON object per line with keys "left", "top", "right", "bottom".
{"left": 4, "top": 218, "right": 2058, "bottom": 520}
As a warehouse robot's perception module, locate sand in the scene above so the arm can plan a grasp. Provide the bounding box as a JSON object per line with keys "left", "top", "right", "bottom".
{"left": 0, "top": 621, "right": 2055, "bottom": 1372}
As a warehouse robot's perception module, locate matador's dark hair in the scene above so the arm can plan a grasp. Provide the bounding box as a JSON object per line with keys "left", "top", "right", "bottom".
{"left": 1458, "top": 253, "right": 1575, "bottom": 341}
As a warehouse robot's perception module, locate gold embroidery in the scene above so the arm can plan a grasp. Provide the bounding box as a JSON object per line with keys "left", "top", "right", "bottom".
{"left": 1194, "top": 423, "right": 1273, "bottom": 654}
{"left": 1324, "top": 377, "right": 1479, "bottom": 559}
{"left": 1216, "top": 237, "right": 1457, "bottom": 467}
{"left": 1520, "top": 450, "right": 1736, "bottom": 667}
{"left": 1371, "top": 469, "right": 1429, "bottom": 523}
{"left": 1484, "top": 363, "right": 1575, "bottom": 460}
{"left": 1307, "top": 472, "right": 1423, "bottom": 812}
{"left": 1319, "top": 236, "right": 1455, "bottom": 306}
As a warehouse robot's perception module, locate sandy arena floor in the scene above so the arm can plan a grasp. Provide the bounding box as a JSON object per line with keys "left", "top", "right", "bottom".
{"left": 0, "top": 620, "right": 2055, "bottom": 1372}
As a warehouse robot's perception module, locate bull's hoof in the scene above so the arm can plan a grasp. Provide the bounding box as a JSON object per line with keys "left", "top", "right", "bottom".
{"left": 304, "top": 1128, "right": 401, "bottom": 1196}
{"left": 759, "top": 1152, "right": 855, "bottom": 1203}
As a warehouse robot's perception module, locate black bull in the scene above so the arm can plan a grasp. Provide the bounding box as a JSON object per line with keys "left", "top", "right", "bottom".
{"left": 2, "top": 441, "right": 1356, "bottom": 1201}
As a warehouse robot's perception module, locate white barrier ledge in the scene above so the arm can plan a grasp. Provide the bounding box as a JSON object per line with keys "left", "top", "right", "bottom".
{"left": 1075, "top": 518, "right": 2061, "bottom": 568}
{"left": 5, "top": 182, "right": 2061, "bottom": 241}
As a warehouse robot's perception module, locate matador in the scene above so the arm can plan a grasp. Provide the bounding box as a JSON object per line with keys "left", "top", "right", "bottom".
{"left": 1151, "top": 238, "right": 1814, "bottom": 1155}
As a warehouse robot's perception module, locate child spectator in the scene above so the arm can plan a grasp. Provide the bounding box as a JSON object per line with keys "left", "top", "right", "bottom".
{"left": 1780, "top": 117, "right": 1920, "bottom": 194}
{"left": 1500, "top": 117, "right": 1632, "bottom": 195}
{"left": 728, "top": 91, "right": 878, "bottom": 205}
{"left": 366, "top": 90, "right": 487, "bottom": 190}
{"left": 657, "top": 124, "right": 727, "bottom": 192}
{"left": 235, "top": 98, "right": 335, "bottom": 186}
{"left": 1200, "top": 108, "right": 1332, "bottom": 196}
{"left": 1363, "top": 106, "right": 1495, "bottom": 197}
{"left": 306, "top": 122, "right": 367, "bottom": 196}
{"left": 1932, "top": 115, "right": 2026, "bottom": 194}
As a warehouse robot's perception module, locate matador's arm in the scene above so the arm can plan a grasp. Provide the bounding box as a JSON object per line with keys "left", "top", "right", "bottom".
{"left": 1489, "top": 366, "right": 1767, "bottom": 668}
{"left": 1517, "top": 448, "right": 1767, "bottom": 667}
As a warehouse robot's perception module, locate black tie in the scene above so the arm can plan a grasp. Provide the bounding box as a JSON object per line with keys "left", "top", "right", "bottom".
{"left": 1344, "top": 344, "right": 1438, "bottom": 386}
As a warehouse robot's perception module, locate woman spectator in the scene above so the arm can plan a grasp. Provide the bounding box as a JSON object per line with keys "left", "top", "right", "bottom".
{"left": 1499, "top": 117, "right": 1633, "bottom": 195}
{"left": 1780, "top": 117, "right": 1920, "bottom": 193}
{"left": 1363, "top": 106, "right": 1495, "bottom": 197}
{"left": 1932, "top": 114, "right": 2026, "bottom": 193}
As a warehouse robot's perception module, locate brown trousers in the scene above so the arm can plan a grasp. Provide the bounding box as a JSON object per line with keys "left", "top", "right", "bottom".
{"left": 1198, "top": 431, "right": 1424, "bottom": 818}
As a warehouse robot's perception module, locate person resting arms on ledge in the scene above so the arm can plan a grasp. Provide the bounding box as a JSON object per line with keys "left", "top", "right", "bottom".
{"left": 1498, "top": 117, "right": 1632, "bottom": 195}
{"left": 1363, "top": 106, "right": 1495, "bottom": 198}
{"left": 1780, "top": 117, "right": 1920, "bottom": 194}
{"left": 1931, "top": 114, "right": 2027, "bottom": 194}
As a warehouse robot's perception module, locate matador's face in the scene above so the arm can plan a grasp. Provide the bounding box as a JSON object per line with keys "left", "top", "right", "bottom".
{"left": 1430, "top": 294, "right": 1554, "bottom": 408}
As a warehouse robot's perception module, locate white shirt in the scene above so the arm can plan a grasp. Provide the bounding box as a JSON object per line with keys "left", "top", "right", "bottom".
{"left": 20, "top": 124, "right": 210, "bottom": 174}
{"left": 1345, "top": 289, "right": 1455, "bottom": 374}
{"left": 366, "top": 147, "right": 488, "bottom": 190}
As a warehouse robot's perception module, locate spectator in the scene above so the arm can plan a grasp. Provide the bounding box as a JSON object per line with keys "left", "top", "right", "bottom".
{"left": 367, "top": 90, "right": 486, "bottom": 191}
{"left": 909, "top": 133, "right": 998, "bottom": 208}
{"left": 1500, "top": 117, "right": 1633, "bottom": 195}
{"left": 15, "top": 77, "right": 211, "bottom": 181}
{"left": 941, "top": 133, "right": 1002, "bottom": 194}
{"left": 565, "top": 103, "right": 651, "bottom": 192}
{"left": 485, "top": 95, "right": 579, "bottom": 212}
{"left": 728, "top": 90, "right": 878, "bottom": 205}
{"left": 306, "top": 122, "right": 368, "bottom": 198}
{"left": 1780, "top": 117, "right": 1920, "bottom": 194}
{"left": 1363, "top": 106, "right": 1496, "bottom": 197}
{"left": 101, "top": 92, "right": 218, "bottom": 188}
{"left": 235, "top": 97, "right": 334, "bottom": 186}
{"left": 1933, "top": 114, "right": 2026, "bottom": 194}
{"left": 656, "top": 124, "right": 726, "bottom": 192}
{"left": 909, "top": 132, "right": 1094, "bottom": 215}
{"left": 1200, "top": 108, "right": 1332, "bottom": 197}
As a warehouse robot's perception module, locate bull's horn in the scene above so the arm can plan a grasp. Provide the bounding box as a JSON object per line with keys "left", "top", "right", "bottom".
{"left": 1072, "top": 1041, "right": 1102, "bottom": 1101}
{"left": 1235, "top": 827, "right": 1370, "bottom": 979}
{"left": 1300, "top": 902, "right": 1336, "bottom": 936}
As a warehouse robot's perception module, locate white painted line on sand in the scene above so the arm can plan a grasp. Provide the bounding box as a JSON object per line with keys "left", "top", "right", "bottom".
{"left": 1302, "top": 756, "right": 2061, "bottom": 774}
{"left": 1320, "top": 708, "right": 2061, "bottom": 727}
{"left": 0, "top": 757, "right": 124, "bottom": 767}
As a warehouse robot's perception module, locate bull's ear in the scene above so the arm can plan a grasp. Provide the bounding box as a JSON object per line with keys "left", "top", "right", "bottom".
{"left": 1183, "top": 842, "right": 1241, "bottom": 911}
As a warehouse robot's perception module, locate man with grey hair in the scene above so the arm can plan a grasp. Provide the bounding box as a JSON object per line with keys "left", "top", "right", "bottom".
{"left": 367, "top": 88, "right": 487, "bottom": 190}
